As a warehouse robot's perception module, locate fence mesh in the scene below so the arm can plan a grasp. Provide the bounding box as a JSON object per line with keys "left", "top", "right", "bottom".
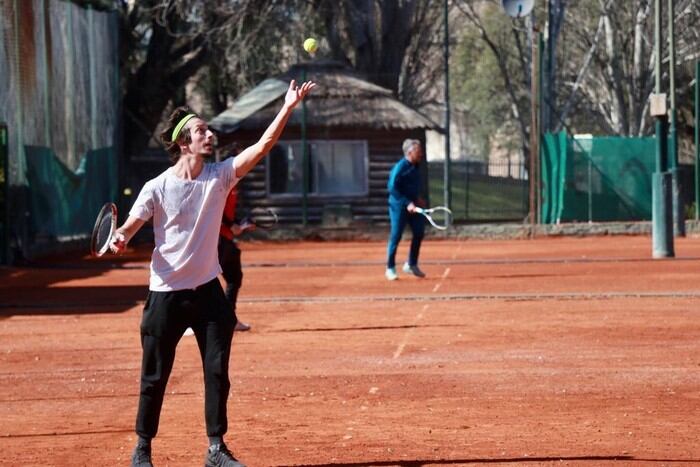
{"left": 0, "top": 0, "right": 119, "bottom": 261}
{"left": 429, "top": 160, "right": 529, "bottom": 223}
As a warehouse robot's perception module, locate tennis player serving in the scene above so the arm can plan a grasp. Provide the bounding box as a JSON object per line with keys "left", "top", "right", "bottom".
{"left": 111, "top": 80, "right": 315, "bottom": 467}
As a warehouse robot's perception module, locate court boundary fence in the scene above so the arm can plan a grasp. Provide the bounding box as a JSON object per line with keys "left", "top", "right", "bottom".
{"left": 0, "top": 1, "right": 120, "bottom": 264}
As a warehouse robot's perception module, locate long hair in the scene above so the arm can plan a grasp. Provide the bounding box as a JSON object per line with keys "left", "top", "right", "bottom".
{"left": 160, "top": 106, "right": 198, "bottom": 162}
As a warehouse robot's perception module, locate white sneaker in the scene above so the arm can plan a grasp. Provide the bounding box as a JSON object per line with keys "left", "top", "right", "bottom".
{"left": 385, "top": 267, "right": 398, "bottom": 281}
{"left": 403, "top": 262, "right": 426, "bottom": 278}
{"left": 183, "top": 327, "right": 195, "bottom": 336}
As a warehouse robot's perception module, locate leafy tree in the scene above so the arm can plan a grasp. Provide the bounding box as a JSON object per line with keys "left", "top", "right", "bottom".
{"left": 453, "top": 0, "right": 700, "bottom": 162}
{"left": 452, "top": 5, "right": 522, "bottom": 159}
{"left": 454, "top": 1, "right": 535, "bottom": 160}
{"left": 109, "top": 0, "right": 446, "bottom": 159}
{"left": 313, "top": 0, "right": 446, "bottom": 108}
{"left": 114, "top": 0, "right": 315, "bottom": 159}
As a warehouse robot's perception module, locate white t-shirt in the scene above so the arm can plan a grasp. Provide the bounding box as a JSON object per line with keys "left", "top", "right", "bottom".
{"left": 129, "top": 159, "right": 239, "bottom": 291}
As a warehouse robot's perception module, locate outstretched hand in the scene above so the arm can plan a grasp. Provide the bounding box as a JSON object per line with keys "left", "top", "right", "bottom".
{"left": 284, "top": 80, "right": 316, "bottom": 109}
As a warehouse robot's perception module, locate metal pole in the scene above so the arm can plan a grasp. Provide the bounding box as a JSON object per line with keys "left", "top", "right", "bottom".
{"left": 668, "top": 0, "right": 677, "bottom": 170}
{"left": 528, "top": 19, "right": 539, "bottom": 236}
{"left": 544, "top": 0, "right": 553, "bottom": 133}
{"left": 654, "top": 0, "right": 664, "bottom": 171}
{"left": 537, "top": 31, "right": 544, "bottom": 223}
{"left": 695, "top": 60, "right": 700, "bottom": 220}
{"left": 443, "top": 0, "right": 452, "bottom": 217}
{"left": 588, "top": 152, "right": 593, "bottom": 223}
{"left": 652, "top": 0, "right": 674, "bottom": 257}
{"left": 667, "top": 0, "right": 684, "bottom": 236}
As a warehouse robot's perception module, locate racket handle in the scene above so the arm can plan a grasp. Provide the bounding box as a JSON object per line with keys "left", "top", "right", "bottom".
{"left": 414, "top": 207, "right": 424, "bottom": 214}
{"left": 110, "top": 232, "right": 126, "bottom": 254}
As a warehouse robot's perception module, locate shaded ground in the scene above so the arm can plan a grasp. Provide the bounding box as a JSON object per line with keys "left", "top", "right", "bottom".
{"left": 1, "top": 236, "right": 700, "bottom": 466}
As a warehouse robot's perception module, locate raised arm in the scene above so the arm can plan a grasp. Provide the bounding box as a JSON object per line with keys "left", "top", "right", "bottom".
{"left": 234, "top": 80, "right": 316, "bottom": 179}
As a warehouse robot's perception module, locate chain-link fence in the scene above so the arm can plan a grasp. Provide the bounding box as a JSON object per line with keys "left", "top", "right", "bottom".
{"left": 429, "top": 160, "right": 529, "bottom": 223}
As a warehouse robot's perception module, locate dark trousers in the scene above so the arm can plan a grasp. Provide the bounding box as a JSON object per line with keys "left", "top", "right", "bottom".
{"left": 135, "top": 278, "right": 237, "bottom": 439}
{"left": 218, "top": 237, "right": 243, "bottom": 312}
{"left": 387, "top": 204, "right": 425, "bottom": 269}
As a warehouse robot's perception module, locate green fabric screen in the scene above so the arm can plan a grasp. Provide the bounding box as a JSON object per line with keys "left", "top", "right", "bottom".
{"left": 25, "top": 146, "right": 118, "bottom": 240}
{"left": 541, "top": 132, "right": 656, "bottom": 223}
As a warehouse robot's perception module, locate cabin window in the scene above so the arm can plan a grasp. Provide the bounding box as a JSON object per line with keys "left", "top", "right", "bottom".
{"left": 268, "top": 140, "right": 368, "bottom": 196}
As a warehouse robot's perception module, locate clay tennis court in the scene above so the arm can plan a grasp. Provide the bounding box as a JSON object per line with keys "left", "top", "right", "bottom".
{"left": 2, "top": 235, "right": 700, "bottom": 466}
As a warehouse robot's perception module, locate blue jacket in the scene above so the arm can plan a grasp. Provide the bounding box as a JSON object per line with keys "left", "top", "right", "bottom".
{"left": 387, "top": 157, "right": 421, "bottom": 208}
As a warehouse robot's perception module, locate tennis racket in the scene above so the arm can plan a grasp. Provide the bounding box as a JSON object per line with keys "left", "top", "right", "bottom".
{"left": 90, "top": 202, "right": 117, "bottom": 257}
{"left": 415, "top": 206, "right": 452, "bottom": 230}
{"left": 241, "top": 208, "right": 279, "bottom": 231}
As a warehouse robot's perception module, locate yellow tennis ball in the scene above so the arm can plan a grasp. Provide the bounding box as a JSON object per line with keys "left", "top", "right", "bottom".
{"left": 303, "top": 37, "right": 318, "bottom": 54}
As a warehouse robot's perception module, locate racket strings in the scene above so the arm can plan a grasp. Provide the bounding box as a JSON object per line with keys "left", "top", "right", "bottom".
{"left": 97, "top": 214, "right": 114, "bottom": 247}
{"left": 429, "top": 212, "right": 450, "bottom": 229}
{"left": 90, "top": 202, "right": 118, "bottom": 257}
{"left": 431, "top": 210, "right": 449, "bottom": 223}
{"left": 420, "top": 207, "right": 452, "bottom": 230}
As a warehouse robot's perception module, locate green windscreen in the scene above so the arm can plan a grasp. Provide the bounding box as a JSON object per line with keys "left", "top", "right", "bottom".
{"left": 541, "top": 132, "right": 656, "bottom": 223}
{"left": 24, "top": 146, "right": 118, "bottom": 240}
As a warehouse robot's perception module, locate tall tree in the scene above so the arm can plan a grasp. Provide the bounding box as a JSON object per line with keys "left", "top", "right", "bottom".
{"left": 454, "top": 1, "right": 533, "bottom": 159}
{"left": 117, "top": 0, "right": 450, "bottom": 160}
{"left": 117, "top": 0, "right": 301, "bottom": 159}
{"left": 454, "top": 0, "right": 700, "bottom": 161}
{"left": 314, "top": 0, "right": 446, "bottom": 107}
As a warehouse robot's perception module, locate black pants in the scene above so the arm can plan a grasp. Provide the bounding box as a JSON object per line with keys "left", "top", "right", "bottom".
{"left": 135, "top": 278, "right": 237, "bottom": 439}
{"left": 218, "top": 237, "right": 243, "bottom": 312}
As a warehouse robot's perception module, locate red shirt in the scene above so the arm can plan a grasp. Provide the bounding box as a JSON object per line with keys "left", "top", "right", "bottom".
{"left": 219, "top": 189, "right": 238, "bottom": 241}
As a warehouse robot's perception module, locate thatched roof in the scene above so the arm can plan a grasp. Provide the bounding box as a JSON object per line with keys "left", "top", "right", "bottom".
{"left": 209, "top": 60, "right": 438, "bottom": 133}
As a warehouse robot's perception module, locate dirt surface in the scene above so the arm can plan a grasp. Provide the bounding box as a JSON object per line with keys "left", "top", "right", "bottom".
{"left": 1, "top": 236, "right": 700, "bottom": 466}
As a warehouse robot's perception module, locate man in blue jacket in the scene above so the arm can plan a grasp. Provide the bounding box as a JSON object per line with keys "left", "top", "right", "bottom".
{"left": 386, "top": 138, "right": 426, "bottom": 280}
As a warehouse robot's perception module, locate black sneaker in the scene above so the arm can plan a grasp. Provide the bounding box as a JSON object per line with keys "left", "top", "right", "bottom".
{"left": 131, "top": 444, "right": 153, "bottom": 467}
{"left": 205, "top": 443, "right": 245, "bottom": 467}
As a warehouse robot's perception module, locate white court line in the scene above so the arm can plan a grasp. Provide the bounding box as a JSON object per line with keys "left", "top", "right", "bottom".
{"left": 393, "top": 304, "right": 429, "bottom": 359}
{"left": 451, "top": 241, "right": 463, "bottom": 260}
{"left": 392, "top": 243, "right": 460, "bottom": 359}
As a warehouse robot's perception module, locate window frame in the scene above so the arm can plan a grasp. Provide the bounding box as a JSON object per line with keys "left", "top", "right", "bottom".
{"left": 266, "top": 139, "right": 370, "bottom": 199}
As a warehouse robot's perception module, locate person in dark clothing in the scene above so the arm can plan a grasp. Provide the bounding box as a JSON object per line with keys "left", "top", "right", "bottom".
{"left": 385, "top": 138, "right": 427, "bottom": 280}
{"left": 218, "top": 187, "right": 252, "bottom": 331}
